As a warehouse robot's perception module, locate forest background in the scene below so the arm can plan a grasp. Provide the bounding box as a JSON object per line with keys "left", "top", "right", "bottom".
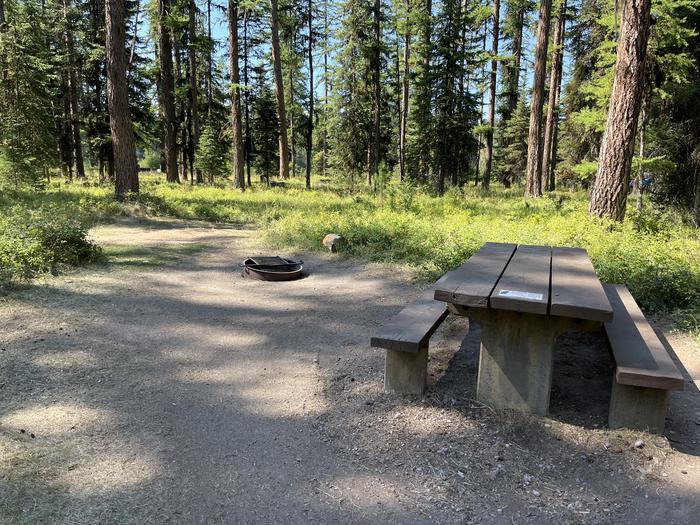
{"left": 0, "top": 0, "right": 699, "bottom": 338}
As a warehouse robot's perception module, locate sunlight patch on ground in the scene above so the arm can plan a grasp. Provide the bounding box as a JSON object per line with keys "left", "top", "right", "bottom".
{"left": 32, "top": 350, "right": 101, "bottom": 370}
{"left": 177, "top": 364, "right": 322, "bottom": 417}
{"left": 1, "top": 403, "right": 113, "bottom": 437}
{"left": 58, "top": 450, "right": 159, "bottom": 496}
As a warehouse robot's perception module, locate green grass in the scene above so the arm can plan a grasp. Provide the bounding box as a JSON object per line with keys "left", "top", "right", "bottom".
{"left": 2, "top": 174, "right": 699, "bottom": 338}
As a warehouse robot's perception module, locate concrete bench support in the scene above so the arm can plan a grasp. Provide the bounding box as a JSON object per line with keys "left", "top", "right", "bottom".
{"left": 384, "top": 344, "right": 429, "bottom": 395}
{"left": 452, "top": 305, "right": 600, "bottom": 415}
{"left": 609, "top": 381, "right": 669, "bottom": 433}
{"left": 603, "top": 284, "right": 684, "bottom": 434}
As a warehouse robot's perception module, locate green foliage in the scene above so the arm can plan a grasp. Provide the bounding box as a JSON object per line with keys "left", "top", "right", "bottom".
{"left": 196, "top": 123, "right": 231, "bottom": 182}
{"left": 3, "top": 179, "right": 699, "bottom": 323}
{"left": 0, "top": 192, "right": 103, "bottom": 283}
{"left": 251, "top": 79, "right": 280, "bottom": 181}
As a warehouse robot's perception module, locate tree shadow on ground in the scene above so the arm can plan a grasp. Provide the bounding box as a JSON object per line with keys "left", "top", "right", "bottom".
{"left": 2, "top": 225, "right": 699, "bottom": 524}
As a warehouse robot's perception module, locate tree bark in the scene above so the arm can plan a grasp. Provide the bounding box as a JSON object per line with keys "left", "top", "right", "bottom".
{"left": 482, "top": 0, "right": 500, "bottom": 190}
{"left": 229, "top": 0, "right": 245, "bottom": 189}
{"left": 306, "top": 0, "right": 313, "bottom": 190}
{"left": 158, "top": 0, "right": 179, "bottom": 182}
{"left": 474, "top": 21, "right": 487, "bottom": 186}
{"left": 270, "top": 0, "right": 290, "bottom": 179}
{"left": 243, "top": 8, "right": 252, "bottom": 186}
{"left": 206, "top": 0, "right": 213, "bottom": 115}
{"left": 418, "top": 0, "right": 431, "bottom": 181}
{"left": 189, "top": 0, "right": 201, "bottom": 183}
{"left": 370, "top": 0, "right": 381, "bottom": 187}
{"left": 398, "top": 0, "right": 410, "bottom": 183}
{"left": 322, "top": 0, "right": 329, "bottom": 179}
{"left": 541, "top": 0, "right": 566, "bottom": 192}
{"left": 63, "top": 0, "right": 85, "bottom": 178}
{"left": 525, "top": 0, "right": 553, "bottom": 198}
{"left": 106, "top": 0, "right": 139, "bottom": 200}
{"left": 589, "top": 0, "right": 651, "bottom": 221}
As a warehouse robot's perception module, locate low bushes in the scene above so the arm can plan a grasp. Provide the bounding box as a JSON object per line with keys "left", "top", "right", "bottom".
{"left": 3, "top": 177, "right": 699, "bottom": 321}
{"left": 0, "top": 190, "right": 105, "bottom": 284}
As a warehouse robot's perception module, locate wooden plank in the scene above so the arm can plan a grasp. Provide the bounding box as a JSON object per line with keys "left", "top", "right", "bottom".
{"left": 371, "top": 271, "right": 453, "bottom": 353}
{"left": 550, "top": 247, "right": 613, "bottom": 322}
{"left": 490, "top": 245, "right": 551, "bottom": 314}
{"left": 433, "top": 242, "right": 517, "bottom": 307}
{"left": 603, "top": 284, "right": 684, "bottom": 391}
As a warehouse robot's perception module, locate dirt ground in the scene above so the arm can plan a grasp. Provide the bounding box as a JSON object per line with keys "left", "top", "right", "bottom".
{"left": 1, "top": 217, "right": 699, "bottom": 524}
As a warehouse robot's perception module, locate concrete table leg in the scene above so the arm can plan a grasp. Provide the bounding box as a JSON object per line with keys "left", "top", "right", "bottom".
{"left": 609, "top": 380, "right": 668, "bottom": 433}
{"left": 449, "top": 305, "right": 600, "bottom": 415}
{"left": 384, "top": 344, "right": 428, "bottom": 395}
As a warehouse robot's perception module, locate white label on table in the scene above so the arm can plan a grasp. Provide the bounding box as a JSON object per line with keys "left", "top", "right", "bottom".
{"left": 498, "top": 290, "right": 544, "bottom": 301}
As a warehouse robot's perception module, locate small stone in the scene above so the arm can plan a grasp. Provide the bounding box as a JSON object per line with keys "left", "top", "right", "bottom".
{"left": 524, "top": 473, "right": 534, "bottom": 483}
{"left": 322, "top": 234, "right": 343, "bottom": 253}
{"left": 437, "top": 447, "right": 449, "bottom": 455}
{"left": 681, "top": 470, "right": 688, "bottom": 475}
{"left": 633, "top": 440, "right": 645, "bottom": 449}
{"left": 532, "top": 490, "right": 541, "bottom": 497}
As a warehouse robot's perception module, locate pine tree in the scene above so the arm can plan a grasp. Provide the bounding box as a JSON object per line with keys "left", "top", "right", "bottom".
{"left": 106, "top": 0, "right": 139, "bottom": 199}
{"left": 589, "top": 0, "right": 652, "bottom": 220}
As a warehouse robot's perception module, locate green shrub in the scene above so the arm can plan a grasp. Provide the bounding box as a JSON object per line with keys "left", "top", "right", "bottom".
{"left": 0, "top": 191, "right": 105, "bottom": 284}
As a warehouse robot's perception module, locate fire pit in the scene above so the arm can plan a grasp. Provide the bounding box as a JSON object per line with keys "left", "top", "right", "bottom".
{"left": 241, "top": 256, "right": 304, "bottom": 281}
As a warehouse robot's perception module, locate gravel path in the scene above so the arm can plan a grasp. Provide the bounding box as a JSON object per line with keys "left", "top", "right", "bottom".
{"left": 1, "top": 217, "right": 699, "bottom": 524}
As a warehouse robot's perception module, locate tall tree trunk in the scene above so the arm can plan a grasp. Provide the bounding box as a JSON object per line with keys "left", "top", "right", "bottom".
{"left": 482, "top": 0, "right": 500, "bottom": 189}
{"left": 541, "top": 0, "right": 566, "bottom": 192}
{"left": 106, "top": 0, "right": 139, "bottom": 200}
{"left": 270, "top": 0, "right": 290, "bottom": 179}
{"left": 306, "top": 0, "right": 313, "bottom": 190}
{"left": 243, "top": 9, "right": 252, "bottom": 186}
{"left": 589, "top": 0, "right": 651, "bottom": 221}
{"left": 474, "top": 22, "right": 487, "bottom": 186}
{"left": 63, "top": 0, "right": 85, "bottom": 178}
{"left": 418, "top": 0, "right": 431, "bottom": 181}
{"left": 229, "top": 0, "right": 245, "bottom": 189}
{"left": 174, "top": 28, "right": 187, "bottom": 181}
{"left": 322, "top": 0, "right": 328, "bottom": 179}
{"left": 398, "top": 0, "right": 410, "bottom": 183}
{"left": 158, "top": 0, "right": 179, "bottom": 182}
{"left": 206, "top": 0, "right": 213, "bottom": 115}
{"left": 524, "top": 0, "right": 553, "bottom": 198}
{"left": 370, "top": 0, "right": 381, "bottom": 187}
{"left": 189, "top": 0, "right": 201, "bottom": 183}
{"left": 289, "top": 43, "right": 296, "bottom": 179}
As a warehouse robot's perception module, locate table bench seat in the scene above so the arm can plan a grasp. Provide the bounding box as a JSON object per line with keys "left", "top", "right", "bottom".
{"left": 603, "top": 284, "right": 684, "bottom": 433}
{"left": 371, "top": 276, "right": 452, "bottom": 394}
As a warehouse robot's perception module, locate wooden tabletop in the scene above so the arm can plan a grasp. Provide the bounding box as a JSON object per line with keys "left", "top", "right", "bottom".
{"left": 434, "top": 242, "right": 613, "bottom": 322}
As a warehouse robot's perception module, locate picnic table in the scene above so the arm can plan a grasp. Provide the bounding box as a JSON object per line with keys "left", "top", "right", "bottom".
{"left": 372, "top": 241, "right": 684, "bottom": 432}
{"left": 433, "top": 242, "right": 613, "bottom": 415}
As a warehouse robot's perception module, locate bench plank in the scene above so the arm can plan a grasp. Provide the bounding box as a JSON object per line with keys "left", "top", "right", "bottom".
{"left": 490, "top": 245, "right": 551, "bottom": 315}
{"left": 550, "top": 247, "right": 613, "bottom": 322}
{"left": 603, "top": 284, "right": 684, "bottom": 390}
{"left": 434, "top": 242, "right": 517, "bottom": 307}
{"left": 371, "top": 272, "right": 452, "bottom": 353}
